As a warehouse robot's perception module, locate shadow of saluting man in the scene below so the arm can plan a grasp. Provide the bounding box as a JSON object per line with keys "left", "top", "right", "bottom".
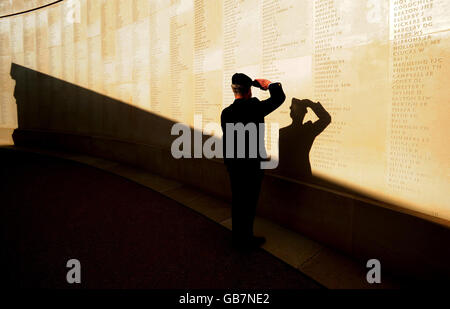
{"left": 276, "top": 98, "right": 331, "bottom": 180}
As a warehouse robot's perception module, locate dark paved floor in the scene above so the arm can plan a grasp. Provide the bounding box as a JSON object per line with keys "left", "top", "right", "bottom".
{"left": 1, "top": 149, "right": 322, "bottom": 289}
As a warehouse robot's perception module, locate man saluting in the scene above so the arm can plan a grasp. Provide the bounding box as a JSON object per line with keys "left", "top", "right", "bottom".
{"left": 221, "top": 73, "right": 285, "bottom": 250}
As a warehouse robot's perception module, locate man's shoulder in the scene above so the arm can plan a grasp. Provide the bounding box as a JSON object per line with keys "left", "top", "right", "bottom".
{"left": 221, "top": 104, "right": 235, "bottom": 124}
{"left": 221, "top": 104, "right": 233, "bottom": 117}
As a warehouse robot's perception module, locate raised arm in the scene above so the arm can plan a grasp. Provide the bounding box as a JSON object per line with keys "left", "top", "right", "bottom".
{"left": 257, "top": 81, "right": 286, "bottom": 116}
{"left": 307, "top": 101, "right": 332, "bottom": 136}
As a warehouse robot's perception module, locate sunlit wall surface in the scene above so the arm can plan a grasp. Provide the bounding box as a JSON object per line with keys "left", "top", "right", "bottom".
{"left": 0, "top": 0, "right": 449, "bottom": 221}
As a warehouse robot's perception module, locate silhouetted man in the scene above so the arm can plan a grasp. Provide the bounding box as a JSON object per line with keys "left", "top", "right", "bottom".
{"left": 277, "top": 98, "right": 331, "bottom": 179}
{"left": 221, "top": 73, "right": 285, "bottom": 250}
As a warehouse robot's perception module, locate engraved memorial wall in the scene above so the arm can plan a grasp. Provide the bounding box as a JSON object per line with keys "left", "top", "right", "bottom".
{"left": 0, "top": 0, "right": 448, "bottom": 222}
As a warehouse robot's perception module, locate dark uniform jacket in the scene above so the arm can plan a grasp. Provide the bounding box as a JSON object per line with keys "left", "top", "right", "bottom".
{"left": 221, "top": 82, "right": 285, "bottom": 170}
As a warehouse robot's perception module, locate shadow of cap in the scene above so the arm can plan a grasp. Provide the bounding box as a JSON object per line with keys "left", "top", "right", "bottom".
{"left": 292, "top": 98, "right": 314, "bottom": 106}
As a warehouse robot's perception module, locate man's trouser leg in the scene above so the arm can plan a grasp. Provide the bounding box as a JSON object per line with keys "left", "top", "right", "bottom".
{"left": 228, "top": 167, "right": 263, "bottom": 245}
{"left": 229, "top": 168, "right": 247, "bottom": 244}
{"left": 245, "top": 169, "right": 263, "bottom": 240}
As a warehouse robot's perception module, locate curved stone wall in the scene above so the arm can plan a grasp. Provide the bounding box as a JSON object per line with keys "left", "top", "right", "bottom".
{"left": 1, "top": 1, "right": 450, "bottom": 282}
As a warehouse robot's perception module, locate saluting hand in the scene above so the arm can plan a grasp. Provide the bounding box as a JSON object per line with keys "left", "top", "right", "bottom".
{"left": 254, "top": 79, "right": 272, "bottom": 91}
